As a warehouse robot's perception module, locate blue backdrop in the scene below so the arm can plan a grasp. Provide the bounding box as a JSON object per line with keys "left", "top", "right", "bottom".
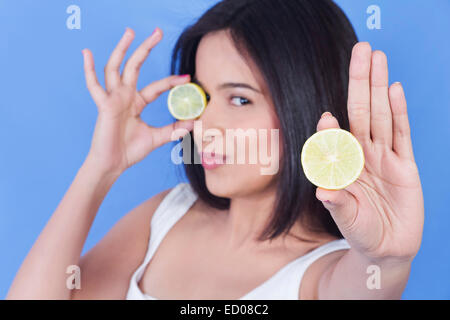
{"left": 1, "top": 0, "right": 449, "bottom": 299}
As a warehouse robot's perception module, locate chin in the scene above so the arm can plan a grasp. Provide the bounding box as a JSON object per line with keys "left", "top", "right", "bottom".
{"left": 203, "top": 165, "right": 275, "bottom": 199}
{"left": 203, "top": 169, "right": 234, "bottom": 198}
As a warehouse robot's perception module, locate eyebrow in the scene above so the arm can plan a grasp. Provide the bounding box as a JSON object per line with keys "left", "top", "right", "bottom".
{"left": 192, "top": 76, "right": 261, "bottom": 94}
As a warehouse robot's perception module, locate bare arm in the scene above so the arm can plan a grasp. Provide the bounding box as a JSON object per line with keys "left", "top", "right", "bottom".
{"left": 6, "top": 158, "right": 119, "bottom": 299}
{"left": 6, "top": 26, "right": 193, "bottom": 299}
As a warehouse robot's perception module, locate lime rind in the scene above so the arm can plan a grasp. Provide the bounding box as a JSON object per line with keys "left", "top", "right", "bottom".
{"left": 301, "top": 128, "right": 365, "bottom": 190}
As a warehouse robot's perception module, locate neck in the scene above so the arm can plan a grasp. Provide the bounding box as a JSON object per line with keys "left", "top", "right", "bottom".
{"left": 222, "top": 184, "right": 279, "bottom": 251}
{"left": 219, "top": 185, "right": 331, "bottom": 252}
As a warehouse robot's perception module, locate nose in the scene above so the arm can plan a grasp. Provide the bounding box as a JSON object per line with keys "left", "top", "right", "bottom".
{"left": 194, "top": 98, "right": 226, "bottom": 151}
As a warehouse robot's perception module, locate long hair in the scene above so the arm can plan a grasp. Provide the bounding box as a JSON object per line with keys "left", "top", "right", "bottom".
{"left": 170, "top": 0, "right": 358, "bottom": 241}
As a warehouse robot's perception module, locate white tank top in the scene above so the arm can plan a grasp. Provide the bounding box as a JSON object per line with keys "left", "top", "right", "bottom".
{"left": 126, "top": 182, "right": 350, "bottom": 300}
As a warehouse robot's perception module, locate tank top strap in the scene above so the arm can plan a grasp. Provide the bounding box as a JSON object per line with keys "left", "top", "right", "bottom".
{"left": 134, "top": 182, "right": 197, "bottom": 280}
{"left": 147, "top": 182, "right": 198, "bottom": 258}
{"left": 150, "top": 182, "right": 197, "bottom": 234}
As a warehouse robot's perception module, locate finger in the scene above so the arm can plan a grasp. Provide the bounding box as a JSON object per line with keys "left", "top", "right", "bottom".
{"left": 152, "top": 119, "right": 195, "bottom": 150}
{"left": 316, "top": 186, "right": 358, "bottom": 233}
{"left": 122, "top": 27, "right": 162, "bottom": 86}
{"left": 104, "top": 27, "right": 135, "bottom": 91}
{"left": 317, "top": 111, "right": 341, "bottom": 131}
{"left": 82, "top": 49, "right": 107, "bottom": 104}
{"left": 347, "top": 42, "right": 372, "bottom": 144}
{"left": 389, "top": 82, "right": 414, "bottom": 160}
{"left": 138, "top": 74, "right": 191, "bottom": 114}
{"left": 370, "top": 50, "right": 392, "bottom": 148}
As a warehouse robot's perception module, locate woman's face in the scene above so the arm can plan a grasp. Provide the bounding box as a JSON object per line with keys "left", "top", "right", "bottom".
{"left": 193, "top": 30, "right": 281, "bottom": 198}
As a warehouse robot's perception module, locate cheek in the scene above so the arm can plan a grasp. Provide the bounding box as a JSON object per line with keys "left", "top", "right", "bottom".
{"left": 229, "top": 117, "right": 281, "bottom": 176}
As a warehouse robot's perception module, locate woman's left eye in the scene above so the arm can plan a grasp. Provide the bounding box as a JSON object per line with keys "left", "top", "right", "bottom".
{"left": 231, "top": 96, "right": 251, "bottom": 107}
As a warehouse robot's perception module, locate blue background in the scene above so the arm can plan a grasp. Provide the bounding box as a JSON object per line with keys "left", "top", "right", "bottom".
{"left": 1, "top": 0, "right": 449, "bottom": 299}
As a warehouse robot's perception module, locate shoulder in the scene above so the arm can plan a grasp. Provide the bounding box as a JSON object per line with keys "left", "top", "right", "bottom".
{"left": 298, "top": 238, "right": 350, "bottom": 300}
{"left": 70, "top": 184, "right": 176, "bottom": 299}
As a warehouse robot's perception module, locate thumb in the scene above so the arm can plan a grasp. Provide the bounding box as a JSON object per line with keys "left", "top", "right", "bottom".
{"left": 152, "top": 119, "right": 195, "bottom": 149}
{"left": 316, "top": 187, "right": 358, "bottom": 233}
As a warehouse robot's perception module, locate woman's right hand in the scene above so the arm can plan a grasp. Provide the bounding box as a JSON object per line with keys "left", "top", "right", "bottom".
{"left": 82, "top": 27, "right": 194, "bottom": 176}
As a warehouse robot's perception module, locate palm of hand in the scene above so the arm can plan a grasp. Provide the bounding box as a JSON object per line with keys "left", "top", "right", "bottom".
{"left": 316, "top": 43, "right": 424, "bottom": 262}
{"left": 342, "top": 141, "right": 423, "bottom": 259}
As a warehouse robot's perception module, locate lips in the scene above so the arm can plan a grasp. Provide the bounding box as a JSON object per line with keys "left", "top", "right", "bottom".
{"left": 200, "top": 152, "right": 227, "bottom": 169}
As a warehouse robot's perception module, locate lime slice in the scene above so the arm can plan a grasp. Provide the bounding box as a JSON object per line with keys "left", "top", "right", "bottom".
{"left": 301, "top": 128, "right": 365, "bottom": 190}
{"left": 167, "top": 82, "right": 207, "bottom": 120}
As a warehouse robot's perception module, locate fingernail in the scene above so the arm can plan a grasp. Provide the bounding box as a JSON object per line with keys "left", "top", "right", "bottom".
{"left": 179, "top": 74, "right": 190, "bottom": 78}
{"left": 151, "top": 27, "right": 159, "bottom": 36}
{"left": 321, "top": 111, "right": 332, "bottom": 119}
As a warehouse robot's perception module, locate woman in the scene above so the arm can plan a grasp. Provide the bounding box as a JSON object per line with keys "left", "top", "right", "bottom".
{"left": 7, "top": 0, "right": 424, "bottom": 299}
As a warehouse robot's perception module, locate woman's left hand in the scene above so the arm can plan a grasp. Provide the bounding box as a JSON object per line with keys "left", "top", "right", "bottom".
{"left": 316, "top": 42, "right": 424, "bottom": 263}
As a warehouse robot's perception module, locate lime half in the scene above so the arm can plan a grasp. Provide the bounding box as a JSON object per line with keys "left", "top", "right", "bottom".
{"left": 167, "top": 83, "right": 207, "bottom": 120}
{"left": 301, "top": 128, "right": 365, "bottom": 190}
